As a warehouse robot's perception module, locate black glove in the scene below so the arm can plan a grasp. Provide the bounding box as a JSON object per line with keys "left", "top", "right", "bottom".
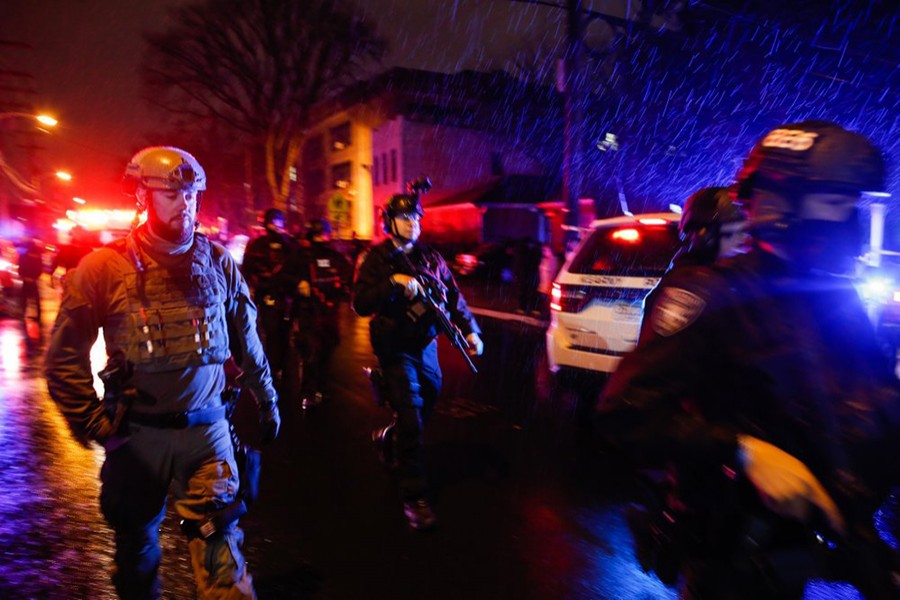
{"left": 259, "top": 401, "right": 281, "bottom": 444}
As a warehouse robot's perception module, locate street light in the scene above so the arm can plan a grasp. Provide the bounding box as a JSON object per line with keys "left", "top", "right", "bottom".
{"left": 0, "top": 113, "right": 62, "bottom": 227}
{"left": 0, "top": 112, "right": 62, "bottom": 195}
{"left": 55, "top": 170, "right": 72, "bottom": 182}
{"left": 0, "top": 112, "right": 58, "bottom": 128}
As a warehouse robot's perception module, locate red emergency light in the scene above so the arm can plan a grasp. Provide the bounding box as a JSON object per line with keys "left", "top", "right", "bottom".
{"left": 611, "top": 228, "right": 641, "bottom": 243}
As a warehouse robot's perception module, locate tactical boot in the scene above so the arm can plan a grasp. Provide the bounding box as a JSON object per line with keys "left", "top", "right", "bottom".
{"left": 403, "top": 498, "right": 437, "bottom": 531}
{"left": 372, "top": 421, "right": 398, "bottom": 469}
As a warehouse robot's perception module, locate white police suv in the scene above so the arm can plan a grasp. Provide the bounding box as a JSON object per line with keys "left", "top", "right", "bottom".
{"left": 547, "top": 212, "right": 681, "bottom": 377}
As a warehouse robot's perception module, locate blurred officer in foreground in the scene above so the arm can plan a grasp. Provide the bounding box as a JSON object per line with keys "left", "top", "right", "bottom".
{"left": 45, "top": 146, "right": 280, "bottom": 599}
{"left": 353, "top": 185, "right": 483, "bottom": 530}
{"left": 242, "top": 208, "right": 300, "bottom": 391}
{"left": 639, "top": 185, "right": 747, "bottom": 342}
{"left": 291, "top": 218, "right": 351, "bottom": 409}
{"left": 598, "top": 121, "right": 899, "bottom": 598}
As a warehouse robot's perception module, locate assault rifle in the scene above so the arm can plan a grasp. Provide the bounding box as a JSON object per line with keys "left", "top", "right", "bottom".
{"left": 399, "top": 175, "right": 478, "bottom": 374}
{"left": 395, "top": 249, "right": 478, "bottom": 374}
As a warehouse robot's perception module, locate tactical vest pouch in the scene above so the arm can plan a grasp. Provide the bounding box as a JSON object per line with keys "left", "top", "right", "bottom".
{"left": 111, "top": 234, "right": 231, "bottom": 372}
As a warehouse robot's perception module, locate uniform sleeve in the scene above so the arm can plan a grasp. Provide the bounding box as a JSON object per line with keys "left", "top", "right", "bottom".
{"left": 352, "top": 246, "right": 399, "bottom": 316}
{"left": 333, "top": 250, "right": 354, "bottom": 296}
{"left": 44, "top": 251, "right": 113, "bottom": 444}
{"left": 596, "top": 270, "right": 739, "bottom": 467}
{"left": 217, "top": 245, "right": 278, "bottom": 407}
{"left": 240, "top": 238, "right": 266, "bottom": 288}
{"left": 438, "top": 253, "right": 480, "bottom": 336}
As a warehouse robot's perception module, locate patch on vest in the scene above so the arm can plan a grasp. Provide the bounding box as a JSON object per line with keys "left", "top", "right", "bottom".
{"left": 651, "top": 287, "right": 706, "bottom": 337}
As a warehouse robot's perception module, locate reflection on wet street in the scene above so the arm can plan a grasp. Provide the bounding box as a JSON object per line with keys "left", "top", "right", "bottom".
{"left": 0, "top": 294, "right": 197, "bottom": 598}
{"left": 0, "top": 285, "right": 881, "bottom": 598}
{"left": 0, "top": 315, "right": 115, "bottom": 597}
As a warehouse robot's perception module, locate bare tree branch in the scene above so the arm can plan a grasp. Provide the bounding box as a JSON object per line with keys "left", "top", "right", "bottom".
{"left": 141, "top": 0, "right": 385, "bottom": 209}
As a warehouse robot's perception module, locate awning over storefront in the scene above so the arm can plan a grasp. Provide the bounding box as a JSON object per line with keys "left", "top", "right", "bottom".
{"left": 423, "top": 175, "right": 559, "bottom": 210}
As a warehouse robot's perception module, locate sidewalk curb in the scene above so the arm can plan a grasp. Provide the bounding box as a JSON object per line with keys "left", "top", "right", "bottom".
{"left": 469, "top": 306, "right": 548, "bottom": 329}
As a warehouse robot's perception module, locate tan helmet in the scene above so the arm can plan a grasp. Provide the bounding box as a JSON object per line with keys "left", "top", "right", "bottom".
{"left": 123, "top": 146, "right": 206, "bottom": 196}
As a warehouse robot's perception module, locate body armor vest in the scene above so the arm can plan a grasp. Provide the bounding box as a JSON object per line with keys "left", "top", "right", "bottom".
{"left": 309, "top": 246, "right": 344, "bottom": 304}
{"left": 105, "top": 233, "right": 230, "bottom": 373}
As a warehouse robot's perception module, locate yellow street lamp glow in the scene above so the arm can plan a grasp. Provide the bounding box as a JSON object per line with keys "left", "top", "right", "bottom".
{"left": 55, "top": 171, "right": 72, "bottom": 182}
{"left": 36, "top": 115, "right": 58, "bottom": 127}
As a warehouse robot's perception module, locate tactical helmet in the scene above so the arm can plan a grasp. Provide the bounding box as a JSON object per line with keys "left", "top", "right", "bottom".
{"left": 736, "top": 120, "right": 886, "bottom": 207}
{"left": 679, "top": 186, "right": 743, "bottom": 238}
{"left": 381, "top": 194, "right": 424, "bottom": 235}
{"left": 123, "top": 146, "right": 206, "bottom": 196}
{"left": 307, "top": 218, "right": 332, "bottom": 237}
{"left": 263, "top": 208, "right": 285, "bottom": 227}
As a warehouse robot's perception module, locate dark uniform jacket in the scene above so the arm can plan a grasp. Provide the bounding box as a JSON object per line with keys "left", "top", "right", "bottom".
{"left": 241, "top": 232, "right": 299, "bottom": 300}
{"left": 353, "top": 240, "right": 480, "bottom": 355}
{"left": 600, "top": 247, "right": 900, "bottom": 521}
{"left": 293, "top": 242, "right": 352, "bottom": 307}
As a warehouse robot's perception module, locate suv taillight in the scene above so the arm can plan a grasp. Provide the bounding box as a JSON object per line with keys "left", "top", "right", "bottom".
{"left": 551, "top": 283, "right": 590, "bottom": 313}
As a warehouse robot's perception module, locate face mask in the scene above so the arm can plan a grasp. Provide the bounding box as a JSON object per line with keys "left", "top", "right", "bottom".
{"left": 785, "top": 216, "right": 860, "bottom": 274}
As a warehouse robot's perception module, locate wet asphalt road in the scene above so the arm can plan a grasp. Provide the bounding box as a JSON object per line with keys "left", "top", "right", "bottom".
{"left": 0, "top": 283, "right": 874, "bottom": 599}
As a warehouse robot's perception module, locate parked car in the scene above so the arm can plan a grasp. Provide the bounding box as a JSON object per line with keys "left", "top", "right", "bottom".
{"left": 453, "top": 240, "right": 516, "bottom": 283}
{"left": 546, "top": 212, "right": 681, "bottom": 378}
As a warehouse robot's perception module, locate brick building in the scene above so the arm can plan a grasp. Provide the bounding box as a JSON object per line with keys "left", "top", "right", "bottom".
{"left": 299, "top": 67, "right": 564, "bottom": 244}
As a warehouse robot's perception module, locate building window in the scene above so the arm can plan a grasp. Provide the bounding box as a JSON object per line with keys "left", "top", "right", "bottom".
{"left": 390, "top": 149, "right": 397, "bottom": 182}
{"left": 330, "top": 122, "right": 351, "bottom": 151}
{"left": 381, "top": 152, "right": 388, "bottom": 185}
{"left": 373, "top": 156, "right": 379, "bottom": 186}
{"left": 331, "top": 161, "right": 352, "bottom": 189}
{"left": 304, "top": 169, "right": 325, "bottom": 205}
{"left": 302, "top": 135, "right": 324, "bottom": 166}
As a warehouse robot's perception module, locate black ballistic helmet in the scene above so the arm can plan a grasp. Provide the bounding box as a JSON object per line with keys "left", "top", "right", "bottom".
{"left": 736, "top": 120, "right": 886, "bottom": 216}
{"left": 679, "top": 186, "right": 743, "bottom": 239}
{"left": 307, "top": 218, "right": 332, "bottom": 240}
{"left": 263, "top": 208, "right": 285, "bottom": 227}
{"left": 381, "top": 194, "right": 424, "bottom": 235}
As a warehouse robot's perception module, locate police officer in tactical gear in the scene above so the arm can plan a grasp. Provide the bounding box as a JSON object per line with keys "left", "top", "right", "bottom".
{"left": 291, "top": 218, "right": 352, "bottom": 409}
{"left": 598, "top": 121, "right": 900, "bottom": 598}
{"left": 45, "top": 146, "right": 281, "bottom": 599}
{"left": 639, "top": 185, "right": 747, "bottom": 341}
{"left": 353, "top": 191, "right": 483, "bottom": 530}
{"left": 242, "top": 208, "right": 300, "bottom": 391}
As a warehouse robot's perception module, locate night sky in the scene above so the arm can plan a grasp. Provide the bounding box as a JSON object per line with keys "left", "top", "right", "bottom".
{"left": 0, "top": 0, "right": 569, "bottom": 204}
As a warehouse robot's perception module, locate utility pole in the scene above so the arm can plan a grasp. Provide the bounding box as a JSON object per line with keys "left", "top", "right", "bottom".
{"left": 511, "top": 0, "right": 647, "bottom": 232}
{"left": 561, "top": 0, "right": 584, "bottom": 236}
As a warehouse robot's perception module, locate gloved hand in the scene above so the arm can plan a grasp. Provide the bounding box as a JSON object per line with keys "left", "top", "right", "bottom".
{"left": 297, "top": 280, "right": 312, "bottom": 297}
{"left": 391, "top": 274, "right": 423, "bottom": 299}
{"left": 737, "top": 434, "right": 845, "bottom": 534}
{"left": 259, "top": 401, "right": 281, "bottom": 444}
{"left": 466, "top": 332, "right": 484, "bottom": 356}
